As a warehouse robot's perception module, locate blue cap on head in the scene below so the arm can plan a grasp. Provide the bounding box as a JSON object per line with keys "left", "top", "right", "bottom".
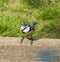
{"left": 22, "top": 24, "right": 28, "bottom": 26}
{"left": 21, "top": 24, "right": 29, "bottom": 27}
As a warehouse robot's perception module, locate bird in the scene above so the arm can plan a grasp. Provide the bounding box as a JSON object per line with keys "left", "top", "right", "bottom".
{"left": 20, "top": 22, "right": 38, "bottom": 45}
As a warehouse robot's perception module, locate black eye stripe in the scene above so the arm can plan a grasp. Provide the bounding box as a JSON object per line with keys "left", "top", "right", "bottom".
{"left": 22, "top": 27, "right": 27, "bottom": 31}
{"left": 21, "top": 25, "right": 31, "bottom": 33}
{"left": 21, "top": 27, "right": 27, "bottom": 34}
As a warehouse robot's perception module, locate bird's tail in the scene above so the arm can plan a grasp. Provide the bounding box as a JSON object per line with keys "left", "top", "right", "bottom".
{"left": 32, "top": 22, "right": 38, "bottom": 25}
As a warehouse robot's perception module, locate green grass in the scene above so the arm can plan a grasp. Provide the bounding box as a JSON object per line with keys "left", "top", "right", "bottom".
{"left": 0, "top": 0, "right": 60, "bottom": 38}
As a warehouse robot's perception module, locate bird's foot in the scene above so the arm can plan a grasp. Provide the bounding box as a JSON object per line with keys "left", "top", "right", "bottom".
{"left": 31, "top": 40, "right": 33, "bottom": 45}
{"left": 28, "top": 38, "right": 33, "bottom": 45}
{"left": 21, "top": 37, "right": 24, "bottom": 44}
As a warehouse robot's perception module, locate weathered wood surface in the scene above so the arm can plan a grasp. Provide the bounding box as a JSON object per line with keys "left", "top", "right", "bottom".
{"left": 0, "top": 37, "right": 60, "bottom": 62}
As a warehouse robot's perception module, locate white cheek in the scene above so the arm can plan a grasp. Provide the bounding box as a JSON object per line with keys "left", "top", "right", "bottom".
{"left": 23, "top": 27, "right": 30, "bottom": 33}
{"left": 21, "top": 26, "right": 25, "bottom": 30}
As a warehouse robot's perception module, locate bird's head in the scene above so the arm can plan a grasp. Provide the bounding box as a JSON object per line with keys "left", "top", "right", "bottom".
{"left": 20, "top": 24, "right": 31, "bottom": 33}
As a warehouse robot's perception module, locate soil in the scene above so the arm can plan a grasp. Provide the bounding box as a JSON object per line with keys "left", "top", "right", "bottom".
{"left": 0, "top": 37, "right": 60, "bottom": 62}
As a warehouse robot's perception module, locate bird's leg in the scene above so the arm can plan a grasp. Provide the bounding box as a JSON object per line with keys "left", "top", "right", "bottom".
{"left": 31, "top": 38, "right": 33, "bottom": 45}
{"left": 28, "top": 37, "right": 33, "bottom": 45}
{"left": 21, "top": 37, "right": 24, "bottom": 44}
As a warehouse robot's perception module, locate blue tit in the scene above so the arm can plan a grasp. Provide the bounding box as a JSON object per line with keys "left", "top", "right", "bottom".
{"left": 20, "top": 22, "right": 38, "bottom": 45}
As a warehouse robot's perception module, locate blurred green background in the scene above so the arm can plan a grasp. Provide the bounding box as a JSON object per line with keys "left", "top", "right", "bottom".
{"left": 0, "top": 0, "right": 60, "bottom": 38}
